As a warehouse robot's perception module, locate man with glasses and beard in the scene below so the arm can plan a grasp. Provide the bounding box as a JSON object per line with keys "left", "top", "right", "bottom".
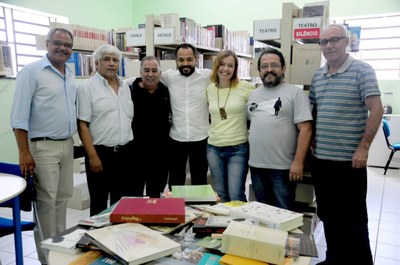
{"left": 161, "top": 43, "right": 211, "bottom": 188}
{"left": 246, "top": 48, "right": 312, "bottom": 210}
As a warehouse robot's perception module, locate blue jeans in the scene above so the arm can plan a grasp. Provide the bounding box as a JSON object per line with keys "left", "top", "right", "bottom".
{"left": 207, "top": 143, "right": 249, "bottom": 202}
{"left": 250, "top": 167, "right": 296, "bottom": 210}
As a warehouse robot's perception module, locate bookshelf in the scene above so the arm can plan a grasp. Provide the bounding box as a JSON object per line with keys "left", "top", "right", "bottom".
{"left": 124, "top": 14, "right": 253, "bottom": 79}
{"left": 35, "top": 22, "right": 139, "bottom": 78}
{"left": 252, "top": 1, "right": 329, "bottom": 85}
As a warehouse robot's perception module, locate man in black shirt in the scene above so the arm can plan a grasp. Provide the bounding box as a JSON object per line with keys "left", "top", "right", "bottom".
{"left": 129, "top": 56, "right": 171, "bottom": 197}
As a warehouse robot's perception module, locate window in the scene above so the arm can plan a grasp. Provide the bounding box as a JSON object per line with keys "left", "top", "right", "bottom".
{"left": 333, "top": 13, "right": 400, "bottom": 80}
{"left": 0, "top": 3, "right": 68, "bottom": 76}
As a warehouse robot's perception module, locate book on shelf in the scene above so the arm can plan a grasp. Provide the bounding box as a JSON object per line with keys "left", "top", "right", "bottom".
{"left": 68, "top": 249, "right": 121, "bottom": 265}
{"left": 41, "top": 225, "right": 88, "bottom": 255}
{"left": 110, "top": 197, "right": 185, "bottom": 224}
{"left": 220, "top": 221, "right": 288, "bottom": 265}
{"left": 85, "top": 223, "right": 181, "bottom": 265}
{"left": 171, "top": 184, "right": 217, "bottom": 204}
{"left": 229, "top": 201, "right": 303, "bottom": 231}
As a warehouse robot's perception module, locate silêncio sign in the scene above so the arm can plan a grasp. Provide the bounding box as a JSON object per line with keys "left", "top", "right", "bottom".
{"left": 292, "top": 17, "right": 322, "bottom": 40}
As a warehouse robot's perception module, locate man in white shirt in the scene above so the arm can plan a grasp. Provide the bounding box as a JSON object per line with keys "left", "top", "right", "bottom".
{"left": 77, "top": 44, "right": 134, "bottom": 216}
{"left": 161, "top": 43, "right": 211, "bottom": 188}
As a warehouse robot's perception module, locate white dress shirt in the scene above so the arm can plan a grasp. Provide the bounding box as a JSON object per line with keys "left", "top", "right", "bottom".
{"left": 77, "top": 72, "right": 134, "bottom": 147}
{"left": 161, "top": 68, "right": 211, "bottom": 142}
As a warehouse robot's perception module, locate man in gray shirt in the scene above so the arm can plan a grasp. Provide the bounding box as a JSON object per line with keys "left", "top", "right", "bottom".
{"left": 247, "top": 48, "right": 312, "bottom": 210}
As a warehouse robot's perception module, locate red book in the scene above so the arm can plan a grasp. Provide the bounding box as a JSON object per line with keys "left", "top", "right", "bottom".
{"left": 110, "top": 197, "right": 185, "bottom": 224}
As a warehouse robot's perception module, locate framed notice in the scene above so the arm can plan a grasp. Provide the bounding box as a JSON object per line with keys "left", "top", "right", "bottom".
{"left": 292, "top": 17, "right": 322, "bottom": 41}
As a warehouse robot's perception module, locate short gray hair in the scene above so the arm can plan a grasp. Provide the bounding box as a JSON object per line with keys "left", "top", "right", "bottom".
{"left": 140, "top": 56, "right": 161, "bottom": 70}
{"left": 325, "top": 24, "right": 348, "bottom": 36}
{"left": 92, "top": 44, "right": 122, "bottom": 63}
{"left": 47, "top": 28, "right": 74, "bottom": 42}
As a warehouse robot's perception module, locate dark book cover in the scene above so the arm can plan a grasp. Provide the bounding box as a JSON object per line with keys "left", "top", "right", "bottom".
{"left": 192, "top": 217, "right": 226, "bottom": 236}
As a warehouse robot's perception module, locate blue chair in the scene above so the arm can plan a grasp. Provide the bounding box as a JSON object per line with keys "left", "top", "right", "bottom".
{"left": 0, "top": 162, "right": 36, "bottom": 265}
{"left": 382, "top": 119, "right": 400, "bottom": 175}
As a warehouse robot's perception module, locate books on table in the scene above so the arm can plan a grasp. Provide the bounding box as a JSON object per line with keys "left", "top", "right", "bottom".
{"left": 193, "top": 215, "right": 259, "bottom": 237}
{"left": 85, "top": 223, "right": 181, "bottom": 265}
{"left": 220, "top": 221, "right": 288, "bottom": 265}
{"left": 41, "top": 225, "right": 88, "bottom": 255}
{"left": 110, "top": 197, "right": 185, "bottom": 224}
{"left": 171, "top": 184, "right": 217, "bottom": 204}
{"left": 229, "top": 201, "right": 303, "bottom": 231}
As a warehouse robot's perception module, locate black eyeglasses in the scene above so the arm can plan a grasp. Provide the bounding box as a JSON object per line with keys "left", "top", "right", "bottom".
{"left": 259, "top": 63, "right": 281, "bottom": 70}
{"left": 47, "top": 40, "right": 73, "bottom": 49}
{"left": 319, "top": 36, "right": 347, "bottom": 46}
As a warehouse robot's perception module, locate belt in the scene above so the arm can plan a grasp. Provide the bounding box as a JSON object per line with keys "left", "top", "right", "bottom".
{"left": 31, "top": 137, "right": 68, "bottom": 142}
{"left": 96, "top": 144, "right": 129, "bottom": 153}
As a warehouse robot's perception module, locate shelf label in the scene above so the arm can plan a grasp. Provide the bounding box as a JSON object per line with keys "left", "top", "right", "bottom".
{"left": 154, "top": 27, "right": 175, "bottom": 45}
{"left": 293, "top": 17, "right": 322, "bottom": 40}
{"left": 126, "top": 29, "right": 145, "bottom": 46}
{"left": 253, "top": 19, "right": 280, "bottom": 40}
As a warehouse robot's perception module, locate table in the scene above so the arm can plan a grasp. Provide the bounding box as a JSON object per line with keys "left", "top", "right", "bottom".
{"left": 49, "top": 230, "right": 312, "bottom": 265}
{"left": 0, "top": 173, "right": 27, "bottom": 265}
{"left": 49, "top": 251, "right": 312, "bottom": 265}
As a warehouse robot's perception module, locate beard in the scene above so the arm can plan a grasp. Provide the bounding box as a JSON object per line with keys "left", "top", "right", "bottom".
{"left": 178, "top": 65, "right": 195, "bottom": 77}
{"left": 261, "top": 72, "right": 283, "bottom": 88}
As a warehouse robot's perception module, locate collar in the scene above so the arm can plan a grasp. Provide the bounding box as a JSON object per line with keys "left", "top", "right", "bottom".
{"left": 94, "top": 72, "right": 123, "bottom": 87}
{"left": 322, "top": 55, "right": 354, "bottom": 77}
{"left": 40, "top": 54, "right": 73, "bottom": 75}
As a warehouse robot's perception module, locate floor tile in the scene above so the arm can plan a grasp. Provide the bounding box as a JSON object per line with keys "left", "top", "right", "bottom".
{"left": 376, "top": 242, "right": 400, "bottom": 261}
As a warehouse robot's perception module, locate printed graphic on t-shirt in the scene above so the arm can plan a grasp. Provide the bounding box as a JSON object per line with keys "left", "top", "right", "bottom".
{"left": 249, "top": 98, "right": 281, "bottom": 116}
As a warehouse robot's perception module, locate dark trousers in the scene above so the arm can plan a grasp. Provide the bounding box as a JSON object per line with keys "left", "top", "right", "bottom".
{"left": 132, "top": 142, "right": 169, "bottom": 198}
{"left": 85, "top": 142, "right": 133, "bottom": 216}
{"left": 310, "top": 156, "right": 373, "bottom": 265}
{"left": 168, "top": 137, "right": 208, "bottom": 189}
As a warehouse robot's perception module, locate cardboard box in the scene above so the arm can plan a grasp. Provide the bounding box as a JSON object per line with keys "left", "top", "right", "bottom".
{"left": 290, "top": 43, "right": 321, "bottom": 85}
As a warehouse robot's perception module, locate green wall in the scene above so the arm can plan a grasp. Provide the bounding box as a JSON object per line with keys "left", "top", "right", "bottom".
{"left": 0, "top": 0, "right": 135, "bottom": 29}
{"left": 1, "top": 0, "right": 400, "bottom": 163}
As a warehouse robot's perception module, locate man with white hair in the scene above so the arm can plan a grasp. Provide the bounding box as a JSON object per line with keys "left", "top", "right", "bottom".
{"left": 77, "top": 44, "right": 134, "bottom": 216}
